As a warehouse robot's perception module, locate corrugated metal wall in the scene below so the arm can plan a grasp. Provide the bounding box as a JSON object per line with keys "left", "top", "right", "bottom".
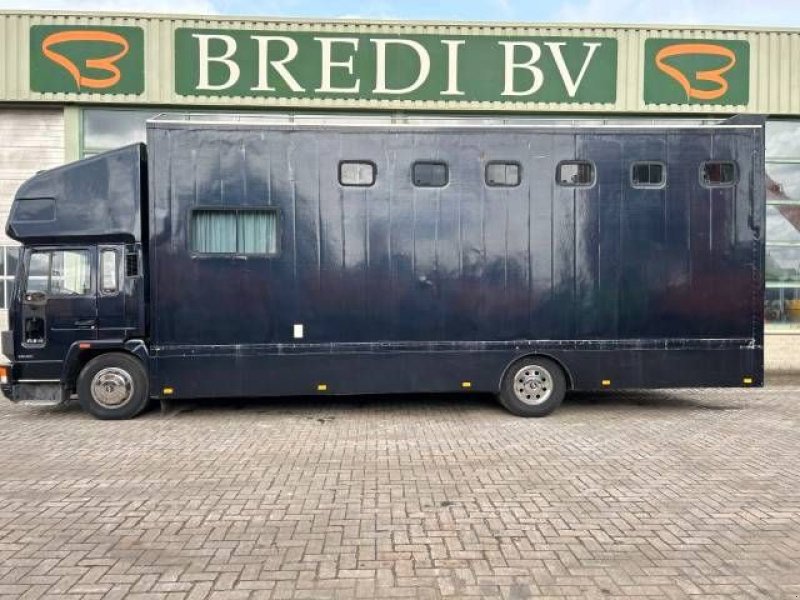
{"left": 2, "top": 11, "right": 800, "bottom": 114}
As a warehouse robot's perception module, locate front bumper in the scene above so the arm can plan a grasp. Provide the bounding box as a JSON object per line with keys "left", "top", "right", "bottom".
{"left": 1, "top": 365, "right": 67, "bottom": 406}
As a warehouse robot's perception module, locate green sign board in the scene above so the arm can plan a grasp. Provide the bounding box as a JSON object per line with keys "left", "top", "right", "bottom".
{"left": 174, "top": 29, "right": 618, "bottom": 104}
{"left": 30, "top": 25, "right": 144, "bottom": 94}
{"left": 644, "top": 38, "right": 749, "bottom": 106}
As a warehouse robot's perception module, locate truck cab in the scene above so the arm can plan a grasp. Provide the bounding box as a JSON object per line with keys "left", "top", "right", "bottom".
{"left": 1, "top": 144, "right": 150, "bottom": 418}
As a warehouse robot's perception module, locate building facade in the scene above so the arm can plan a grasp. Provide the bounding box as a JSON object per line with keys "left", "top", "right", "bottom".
{"left": 1, "top": 11, "right": 799, "bottom": 368}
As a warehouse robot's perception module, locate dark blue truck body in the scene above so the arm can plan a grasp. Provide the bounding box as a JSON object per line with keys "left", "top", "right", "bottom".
{"left": 1, "top": 115, "right": 766, "bottom": 417}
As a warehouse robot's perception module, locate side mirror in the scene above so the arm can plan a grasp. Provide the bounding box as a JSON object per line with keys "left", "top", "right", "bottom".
{"left": 24, "top": 291, "right": 46, "bottom": 305}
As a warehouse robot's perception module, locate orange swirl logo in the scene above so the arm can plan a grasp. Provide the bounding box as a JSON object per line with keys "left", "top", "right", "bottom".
{"left": 655, "top": 43, "right": 736, "bottom": 101}
{"left": 41, "top": 30, "right": 129, "bottom": 90}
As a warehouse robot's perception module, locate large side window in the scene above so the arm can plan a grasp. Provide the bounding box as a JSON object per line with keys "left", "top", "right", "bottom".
{"left": 191, "top": 209, "right": 279, "bottom": 256}
{"left": 26, "top": 250, "right": 92, "bottom": 296}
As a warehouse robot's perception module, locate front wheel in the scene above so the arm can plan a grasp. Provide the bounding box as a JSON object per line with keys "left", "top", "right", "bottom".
{"left": 498, "top": 356, "right": 567, "bottom": 417}
{"left": 77, "top": 352, "right": 150, "bottom": 420}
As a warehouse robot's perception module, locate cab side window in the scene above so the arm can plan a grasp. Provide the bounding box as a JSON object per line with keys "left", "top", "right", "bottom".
{"left": 26, "top": 252, "right": 49, "bottom": 294}
{"left": 26, "top": 250, "right": 92, "bottom": 296}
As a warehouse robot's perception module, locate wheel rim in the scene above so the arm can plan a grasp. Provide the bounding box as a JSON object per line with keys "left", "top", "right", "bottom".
{"left": 90, "top": 367, "right": 134, "bottom": 409}
{"left": 512, "top": 364, "right": 554, "bottom": 406}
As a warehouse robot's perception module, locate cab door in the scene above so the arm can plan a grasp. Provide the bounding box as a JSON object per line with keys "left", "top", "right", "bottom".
{"left": 16, "top": 248, "right": 97, "bottom": 380}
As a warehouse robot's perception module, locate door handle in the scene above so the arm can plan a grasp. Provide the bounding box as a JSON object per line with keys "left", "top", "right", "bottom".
{"left": 24, "top": 291, "right": 46, "bottom": 305}
{"left": 74, "top": 319, "right": 96, "bottom": 327}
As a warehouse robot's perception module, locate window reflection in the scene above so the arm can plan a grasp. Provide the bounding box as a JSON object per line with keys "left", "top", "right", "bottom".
{"left": 766, "top": 120, "right": 800, "bottom": 330}
{"left": 766, "top": 246, "right": 800, "bottom": 283}
{"left": 767, "top": 206, "right": 800, "bottom": 244}
{"left": 767, "top": 164, "right": 800, "bottom": 201}
{"left": 83, "top": 109, "right": 154, "bottom": 153}
{"left": 82, "top": 109, "right": 256, "bottom": 156}
{"left": 766, "top": 287, "right": 800, "bottom": 327}
{"left": 767, "top": 121, "right": 800, "bottom": 159}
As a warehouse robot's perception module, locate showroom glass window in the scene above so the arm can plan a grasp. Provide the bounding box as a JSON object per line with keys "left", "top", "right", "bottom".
{"left": 83, "top": 109, "right": 163, "bottom": 156}
{"left": 0, "top": 247, "right": 19, "bottom": 310}
{"left": 765, "top": 120, "right": 800, "bottom": 331}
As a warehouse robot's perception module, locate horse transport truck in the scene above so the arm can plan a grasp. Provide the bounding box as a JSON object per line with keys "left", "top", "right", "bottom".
{"left": 0, "top": 114, "right": 765, "bottom": 419}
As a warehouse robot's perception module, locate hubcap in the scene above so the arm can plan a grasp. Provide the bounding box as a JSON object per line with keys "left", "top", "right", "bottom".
{"left": 90, "top": 367, "right": 134, "bottom": 408}
{"left": 512, "top": 364, "right": 553, "bottom": 406}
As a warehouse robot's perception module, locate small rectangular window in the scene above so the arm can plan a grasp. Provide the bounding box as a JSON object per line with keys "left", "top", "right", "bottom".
{"left": 413, "top": 161, "right": 448, "bottom": 187}
{"left": 701, "top": 161, "right": 737, "bottom": 187}
{"left": 556, "top": 161, "right": 595, "bottom": 187}
{"left": 631, "top": 162, "right": 666, "bottom": 188}
{"left": 191, "top": 209, "right": 279, "bottom": 256}
{"left": 100, "top": 249, "right": 119, "bottom": 295}
{"left": 486, "top": 162, "right": 521, "bottom": 187}
{"left": 339, "top": 161, "right": 376, "bottom": 187}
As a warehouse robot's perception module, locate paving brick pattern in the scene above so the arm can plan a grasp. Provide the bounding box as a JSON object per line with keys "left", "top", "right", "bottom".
{"left": 0, "top": 385, "right": 799, "bottom": 599}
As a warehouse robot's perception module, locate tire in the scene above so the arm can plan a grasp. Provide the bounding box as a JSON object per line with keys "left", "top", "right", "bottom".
{"left": 498, "top": 356, "right": 567, "bottom": 417}
{"left": 77, "top": 352, "right": 150, "bottom": 420}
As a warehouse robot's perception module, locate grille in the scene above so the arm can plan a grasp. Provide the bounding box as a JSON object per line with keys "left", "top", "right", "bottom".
{"left": 125, "top": 252, "right": 139, "bottom": 277}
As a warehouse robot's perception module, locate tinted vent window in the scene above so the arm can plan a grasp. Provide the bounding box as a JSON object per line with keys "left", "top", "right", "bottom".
{"left": 191, "top": 209, "right": 279, "bottom": 256}
{"left": 631, "top": 162, "right": 666, "bottom": 188}
{"left": 125, "top": 251, "right": 139, "bottom": 277}
{"left": 13, "top": 198, "right": 55, "bottom": 222}
{"left": 339, "top": 161, "right": 376, "bottom": 187}
{"left": 701, "top": 161, "right": 737, "bottom": 187}
{"left": 557, "top": 161, "right": 595, "bottom": 187}
{"left": 413, "top": 161, "right": 448, "bottom": 187}
{"left": 486, "top": 162, "right": 521, "bottom": 187}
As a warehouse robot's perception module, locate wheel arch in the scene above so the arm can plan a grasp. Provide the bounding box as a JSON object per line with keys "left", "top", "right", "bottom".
{"left": 62, "top": 340, "right": 149, "bottom": 392}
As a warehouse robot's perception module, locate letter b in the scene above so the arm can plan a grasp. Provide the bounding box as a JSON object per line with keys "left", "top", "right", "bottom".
{"left": 499, "top": 41, "right": 544, "bottom": 97}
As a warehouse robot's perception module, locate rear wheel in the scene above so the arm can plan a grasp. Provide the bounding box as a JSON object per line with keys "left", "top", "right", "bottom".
{"left": 77, "top": 353, "right": 149, "bottom": 420}
{"left": 498, "top": 356, "right": 566, "bottom": 417}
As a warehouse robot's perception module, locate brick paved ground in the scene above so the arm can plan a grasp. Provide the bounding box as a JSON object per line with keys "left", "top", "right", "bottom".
{"left": 0, "top": 383, "right": 798, "bottom": 599}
